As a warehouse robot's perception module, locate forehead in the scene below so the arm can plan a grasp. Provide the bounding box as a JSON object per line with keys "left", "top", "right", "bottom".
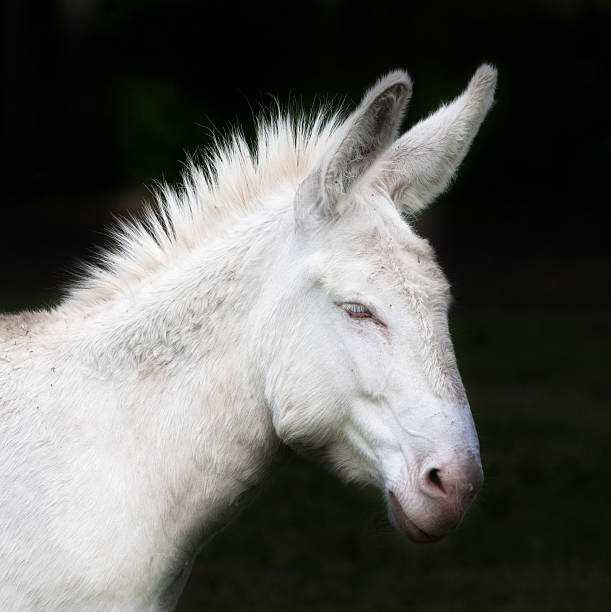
{"left": 315, "top": 201, "right": 451, "bottom": 302}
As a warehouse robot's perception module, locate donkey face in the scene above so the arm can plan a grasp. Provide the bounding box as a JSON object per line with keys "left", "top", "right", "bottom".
{"left": 266, "top": 66, "right": 496, "bottom": 543}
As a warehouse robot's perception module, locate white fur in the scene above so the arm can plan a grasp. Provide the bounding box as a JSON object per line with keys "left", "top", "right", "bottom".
{"left": 0, "top": 66, "right": 496, "bottom": 611}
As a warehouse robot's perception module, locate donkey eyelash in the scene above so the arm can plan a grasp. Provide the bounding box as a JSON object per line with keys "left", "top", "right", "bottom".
{"left": 338, "top": 301, "right": 389, "bottom": 329}
{"left": 340, "top": 302, "right": 377, "bottom": 321}
{"left": 343, "top": 302, "right": 371, "bottom": 314}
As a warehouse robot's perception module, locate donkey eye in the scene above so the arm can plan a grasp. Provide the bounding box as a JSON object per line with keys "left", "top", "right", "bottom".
{"left": 342, "top": 303, "right": 374, "bottom": 319}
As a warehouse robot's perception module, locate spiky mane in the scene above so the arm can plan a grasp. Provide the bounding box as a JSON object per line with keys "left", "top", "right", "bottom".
{"left": 69, "top": 111, "right": 342, "bottom": 306}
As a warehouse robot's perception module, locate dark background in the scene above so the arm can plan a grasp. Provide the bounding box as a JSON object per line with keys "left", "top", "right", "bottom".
{"left": 2, "top": 1, "right": 610, "bottom": 610}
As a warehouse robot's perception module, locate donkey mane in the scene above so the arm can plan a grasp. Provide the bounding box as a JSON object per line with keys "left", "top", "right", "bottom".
{"left": 70, "top": 111, "right": 342, "bottom": 307}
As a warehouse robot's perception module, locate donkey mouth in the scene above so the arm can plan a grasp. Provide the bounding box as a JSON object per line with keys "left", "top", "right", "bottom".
{"left": 387, "top": 491, "right": 444, "bottom": 544}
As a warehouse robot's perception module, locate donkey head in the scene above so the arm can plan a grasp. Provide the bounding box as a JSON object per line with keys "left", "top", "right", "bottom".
{"left": 264, "top": 66, "right": 496, "bottom": 543}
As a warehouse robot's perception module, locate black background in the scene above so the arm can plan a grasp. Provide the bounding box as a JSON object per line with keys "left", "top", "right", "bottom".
{"left": 2, "top": 1, "right": 610, "bottom": 610}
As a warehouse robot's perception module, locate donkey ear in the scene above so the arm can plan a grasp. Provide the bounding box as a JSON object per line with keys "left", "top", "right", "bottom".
{"left": 380, "top": 64, "right": 497, "bottom": 214}
{"left": 296, "top": 70, "right": 412, "bottom": 217}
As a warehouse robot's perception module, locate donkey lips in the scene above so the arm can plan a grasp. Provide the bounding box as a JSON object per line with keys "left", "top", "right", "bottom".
{"left": 388, "top": 491, "right": 444, "bottom": 544}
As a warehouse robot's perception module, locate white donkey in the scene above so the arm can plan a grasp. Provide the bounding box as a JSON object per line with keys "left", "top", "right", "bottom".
{"left": 0, "top": 65, "right": 496, "bottom": 611}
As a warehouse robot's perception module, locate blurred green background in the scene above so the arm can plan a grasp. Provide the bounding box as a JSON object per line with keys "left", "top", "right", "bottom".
{"left": 2, "top": 0, "right": 610, "bottom": 610}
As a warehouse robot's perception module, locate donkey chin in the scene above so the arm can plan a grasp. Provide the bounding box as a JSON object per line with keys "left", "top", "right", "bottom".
{"left": 385, "top": 456, "right": 484, "bottom": 544}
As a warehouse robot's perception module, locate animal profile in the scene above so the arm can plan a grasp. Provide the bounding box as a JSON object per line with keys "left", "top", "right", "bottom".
{"left": 0, "top": 65, "right": 496, "bottom": 611}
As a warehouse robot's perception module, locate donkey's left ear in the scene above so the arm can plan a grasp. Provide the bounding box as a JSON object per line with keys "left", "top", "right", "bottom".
{"left": 379, "top": 64, "right": 497, "bottom": 214}
{"left": 296, "top": 71, "right": 412, "bottom": 218}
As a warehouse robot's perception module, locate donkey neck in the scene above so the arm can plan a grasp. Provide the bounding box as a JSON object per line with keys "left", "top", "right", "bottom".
{"left": 52, "top": 204, "right": 292, "bottom": 607}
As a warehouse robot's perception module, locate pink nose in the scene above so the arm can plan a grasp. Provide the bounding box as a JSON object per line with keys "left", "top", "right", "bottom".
{"left": 388, "top": 454, "right": 484, "bottom": 543}
{"left": 419, "top": 456, "right": 484, "bottom": 530}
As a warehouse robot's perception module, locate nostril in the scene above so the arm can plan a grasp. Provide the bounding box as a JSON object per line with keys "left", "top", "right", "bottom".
{"left": 426, "top": 468, "right": 445, "bottom": 495}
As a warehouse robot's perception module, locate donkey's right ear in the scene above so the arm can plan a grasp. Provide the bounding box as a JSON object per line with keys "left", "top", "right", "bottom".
{"left": 295, "top": 71, "right": 412, "bottom": 220}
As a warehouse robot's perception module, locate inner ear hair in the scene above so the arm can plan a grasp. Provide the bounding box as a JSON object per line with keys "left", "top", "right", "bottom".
{"left": 321, "top": 71, "right": 412, "bottom": 212}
